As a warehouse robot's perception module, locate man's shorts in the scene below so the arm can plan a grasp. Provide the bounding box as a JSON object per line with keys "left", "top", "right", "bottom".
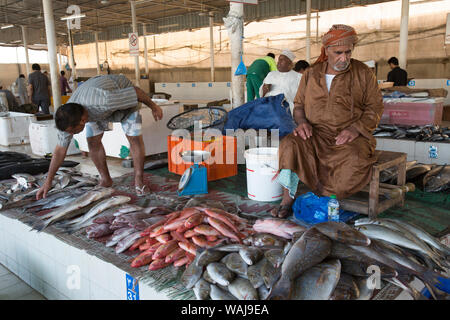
{"left": 85, "top": 111, "right": 143, "bottom": 139}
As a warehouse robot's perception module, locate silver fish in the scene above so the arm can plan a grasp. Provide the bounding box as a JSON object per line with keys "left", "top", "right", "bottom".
{"left": 207, "top": 262, "right": 235, "bottom": 286}
{"left": 239, "top": 247, "right": 263, "bottom": 266}
{"left": 312, "top": 221, "right": 371, "bottom": 246}
{"left": 257, "top": 285, "right": 270, "bottom": 300}
{"left": 228, "top": 278, "right": 259, "bottom": 300}
{"left": 261, "top": 259, "right": 280, "bottom": 289}
{"left": 181, "top": 253, "right": 203, "bottom": 289}
{"left": 106, "top": 227, "right": 136, "bottom": 247}
{"left": 209, "top": 285, "right": 237, "bottom": 300}
{"left": 115, "top": 231, "right": 142, "bottom": 254}
{"left": 193, "top": 278, "right": 211, "bottom": 300}
{"left": 112, "top": 204, "right": 144, "bottom": 216}
{"left": 32, "top": 187, "right": 115, "bottom": 232}
{"left": 202, "top": 269, "right": 217, "bottom": 285}
{"left": 211, "top": 244, "right": 245, "bottom": 252}
{"left": 221, "top": 253, "right": 248, "bottom": 277}
{"left": 243, "top": 233, "right": 286, "bottom": 248}
{"left": 292, "top": 259, "right": 341, "bottom": 300}
{"left": 423, "top": 165, "right": 450, "bottom": 193}
{"left": 197, "top": 248, "right": 226, "bottom": 267}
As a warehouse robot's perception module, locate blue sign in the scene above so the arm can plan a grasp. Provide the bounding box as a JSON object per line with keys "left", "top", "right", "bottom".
{"left": 408, "top": 80, "right": 415, "bottom": 87}
{"left": 126, "top": 273, "right": 139, "bottom": 300}
{"left": 429, "top": 145, "right": 438, "bottom": 159}
{"left": 208, "top": 83, "right": 213, "bottom": 87}
{"left": 192, "top": 83, "right": 196, "bottom": 87}
{"left": 447, "top": 80, "right": 450, "bottom": 86}
{"left": 177, "top": 83, "right": 181, "bottom": 87}
{"left": 227, "top": 82, "right": 231, "bottom": 87}
{"left": 162, "top": 83, "right": 166, "bottom": 88}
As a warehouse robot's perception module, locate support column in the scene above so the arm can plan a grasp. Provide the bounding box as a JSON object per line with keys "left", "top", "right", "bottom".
{"left": 130, "top": 0, "right": 140, "bottom": 86}
{"left": 399, "top": 0, "right": 409, "bottom": 70}
{"left": 306, "top": 0, "right": 311, "bottom": 63}
{"left": 209, "top": 12, "right": 215, "bottom": 82}
{"left": 68, "top": 26, "right": 77, "bottom": 86}
{"left": 42, "top": 0, "right": 62, "bottom": 110}
{"left": 95, "top": 31, "right": 100, "bottom": 75}
{"left": 58, "top": 46, "right": 62, "bottom": 73}
{"left": 224, "top": 2, "right": 244, "bottom": 108}
{"left": 143, "top": 24, "right": 149, "bottom": 77}
{"left": 21, "top": 25, "right": 30, "bottom": 76}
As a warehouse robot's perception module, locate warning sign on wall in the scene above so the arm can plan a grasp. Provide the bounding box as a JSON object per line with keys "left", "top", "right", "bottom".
{"left": 129, "top": 32, "right": 139, "bottom": 57}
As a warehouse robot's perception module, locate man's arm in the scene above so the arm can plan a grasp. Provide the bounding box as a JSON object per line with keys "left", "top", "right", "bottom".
{"left": 261, "top": 84, "right": 271, "bottom": 97}
{"left": 292, "top": 70, "right": 313, "bottom": 140}
{"left": 134, "top": 86, "right": 163, "bottom": 121}
{"left": 27, "top": 84, "right": 33, "bottom": 103}
{"left": 36, "top": 145, "right": 68, "bottom": 199}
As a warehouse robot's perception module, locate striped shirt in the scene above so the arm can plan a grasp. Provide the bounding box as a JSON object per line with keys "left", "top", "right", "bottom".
{"left": 58, "top": 74, "right": 138, "bottom": 147}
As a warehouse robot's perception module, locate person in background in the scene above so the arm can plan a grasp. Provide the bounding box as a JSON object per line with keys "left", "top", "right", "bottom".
{"left": 60, "top": 71, "right": 72, "bottom": 96}
{"left": 15, "top": 74, "right": 29, "bottom": 105}
{"left": 246, "top": 53, "right": 277, "bottom": 102}
{"left": 28, "top": 63, "right": 51, "bottom": 114}
{"left": 387, "top": 57, "right": 407, "bottom": 86}
{"left": 35, "top": 74, "right": 163, "bottom": 200}
{"left": 0, "top": 82, "right": 19, "bottom": 110}
{"left": 293, "top": 60, "right": 310, "bottom": 74}
{"left": 261, "top": 49, "right": 302, "bottom": 114}
{"left": 270, "top": 24, "right": 383, "bottom": 218}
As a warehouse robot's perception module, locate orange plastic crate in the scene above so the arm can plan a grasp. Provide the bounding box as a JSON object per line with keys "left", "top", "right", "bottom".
{"left": 168, "top": 134, "right": 237, "bottom": 181}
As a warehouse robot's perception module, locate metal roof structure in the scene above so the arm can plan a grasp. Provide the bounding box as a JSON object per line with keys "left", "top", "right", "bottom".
{"left": 0, "top": 0, "right": 401, "bottom": 46}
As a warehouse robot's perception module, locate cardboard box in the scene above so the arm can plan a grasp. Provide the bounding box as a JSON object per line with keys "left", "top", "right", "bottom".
{"left": 381, "top": 98, "right": 443, "bottom": 126}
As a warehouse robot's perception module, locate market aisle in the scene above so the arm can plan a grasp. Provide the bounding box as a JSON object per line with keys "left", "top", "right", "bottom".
{"left": 0, "top": 264, "right": 46, "bottom": 300}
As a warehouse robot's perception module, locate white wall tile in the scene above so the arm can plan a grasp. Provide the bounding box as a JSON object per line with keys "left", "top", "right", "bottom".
{"left": 107, "top": 265, "right": 127, "bottom": 299}
{"left": 18, "top": 263, "right": 31, "bottom": 286}
{"left": 42, "top": 281, "right": 59, "bottom": 300}
{"left": 29, "top": 273, "right": 45, "bottom": 295}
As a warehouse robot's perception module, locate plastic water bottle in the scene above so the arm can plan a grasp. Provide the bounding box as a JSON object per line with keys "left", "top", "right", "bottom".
{"left": 328, "top": 195, "right": 340, "bottom": 222}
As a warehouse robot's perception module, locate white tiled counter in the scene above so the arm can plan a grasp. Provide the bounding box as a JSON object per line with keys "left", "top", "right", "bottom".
{"left": 0, "top": 212, "right": 170, "bottom": 300}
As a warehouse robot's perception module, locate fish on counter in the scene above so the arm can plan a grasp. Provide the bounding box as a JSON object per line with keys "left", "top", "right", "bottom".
{"left": 252, "top": 218, "right": 306, "bottom": 239}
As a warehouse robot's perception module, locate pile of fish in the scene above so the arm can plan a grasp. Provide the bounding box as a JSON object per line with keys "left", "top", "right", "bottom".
{"left": 0, "top": 151, "right": 79, "bottom": 180}
{"left": 0, "top": 167, "right": 99, "bottom": 210}
{"left": 181, "top": 219, "right": 449, "bottom": 300}
{"left": 380, "top": 161, "right": 449, "bottom": 193}
{"left": 374, "top": 124, "right": 450, "bottom": 142}
{"left": 126, "top": 207, "right": 252, "bottom": 271}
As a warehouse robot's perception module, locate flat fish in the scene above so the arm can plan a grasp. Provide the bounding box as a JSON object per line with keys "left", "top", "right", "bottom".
{"left": 221, "top": 253, "right": 248, "bottom": 277}
{"left": 228, "top": 278, "right": 259, "bottom": 300}
{"left": 247, "top": 258, "right": 267, "bottom": 289}
{"left": 265, "top": 249, "right": 285, "bottom": 268}
{"left": 261, "top": 259, "right": 280, "bottom": 289}
{"left": 239, "top": 247, "right": 263, "bottom": 266}
{"left": 209, "top": 285, "right": 237, "bottom": 300}
{"left": 329, "top": 273, "right": 360, "bottom": 300}
{"left": 181, "top": 253, "right": 203, "bottom": 289}
{"left": 193, "top": 278, "right": 211, "bottom": 300}
{"left": 207, "top": 262, "right": 235, "bottom": 286}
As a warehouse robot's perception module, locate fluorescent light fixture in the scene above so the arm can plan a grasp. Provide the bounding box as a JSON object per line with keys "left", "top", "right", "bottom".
{"left": 12, "top": 40, "right": 22, "bottom": 43}
{"left": 158, "top": 24, "right": 179, "bottom": 29}
{"left": 60, "top": 14, "right": 86, "bottom": 21}
{"left": 1, "top": 24, "right": 14, "bottom": 29}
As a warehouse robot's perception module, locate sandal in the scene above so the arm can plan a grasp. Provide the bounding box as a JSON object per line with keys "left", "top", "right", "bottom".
{"left": 135, "top": 185, "right": 149, "bottom": 197}
{"left": 270, "top": 204, "right": 293, "bottom": 218}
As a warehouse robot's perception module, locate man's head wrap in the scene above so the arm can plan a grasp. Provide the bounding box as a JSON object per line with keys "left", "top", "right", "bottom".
{"left": 280, "top": 49, "right": 296, "bottom": 63}
{"left": 314, "top": 24, "right": 358, "bottom": 65}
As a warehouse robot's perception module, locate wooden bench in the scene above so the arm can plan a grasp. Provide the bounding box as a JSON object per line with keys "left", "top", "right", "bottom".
{"left": 340, "top": 150, "right": 409, "bottom": 219}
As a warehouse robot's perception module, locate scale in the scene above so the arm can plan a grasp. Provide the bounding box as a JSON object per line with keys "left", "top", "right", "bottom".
{"left": 178, "top": 150, "right": 211, "bottom": 196}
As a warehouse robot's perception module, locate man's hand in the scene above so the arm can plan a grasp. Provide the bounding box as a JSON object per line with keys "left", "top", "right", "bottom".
{"left": 293, "top": 120, "right": 313, "bottom": 140}
{"left": 335, "top": 127, "right": 360, "bottom": 145}
{"left": 36, "top": 181, "right": 52, "bottom": 200}
{"left": 151, "top": 105, "right": 163, "bottom": 121}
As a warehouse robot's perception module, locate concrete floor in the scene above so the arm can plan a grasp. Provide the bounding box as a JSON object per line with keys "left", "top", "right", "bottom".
{"left": 0, "top": 143, "right": 133, "bottom": 300}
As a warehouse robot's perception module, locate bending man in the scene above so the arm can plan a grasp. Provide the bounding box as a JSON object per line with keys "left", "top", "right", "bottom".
{"left": 36, "top": 74, "right": 163, "bottom": 200}
{"left": 271, "top": 24, "right": 384, "bottom": 218}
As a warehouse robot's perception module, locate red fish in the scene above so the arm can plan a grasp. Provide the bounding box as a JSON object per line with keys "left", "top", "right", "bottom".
{"left": 156, "top": 234, "right": 172, "bottom": 244}
{"left": 192, "top": 235, "right": 208, "bottom": 247}
{"left": 148, "top": 258, "right": 171, "bottom": 271}
{"left": 129, "top": 237, "right": 147, "bottom": 251}
{"left": 149, "top": 225, "right": 169, "bottom": 238}
{"left": 170, "top": 231, "right": 189, "bottom": 244}
{"left": 206, "top": 236, "right": 218, "bottom": 242}
{"left": 184, "top": 230, "right": 198, "bottom": 238}
{"left": 165, "top": 248, "right": 186, "bottom": 264}
{"left": 207, "top": 217, "right": 242, "bottom": 243}
{"left": 184, "top": 212, "right": 205, "bottom": 229}
{"left": 152, "top": 240, "right": 179, "bottom": 260}
{"left": 203, "top": 208, "right": 241, "bottom": 234}
{"left": 193, "top": 224, "right": 222, "bottom": 237}
{"left": 163, "top": 219, "right": 186, "bottom": 231}
{"left": 178, "top": 241, "right": 197, "bottom": 256}
{"left": 173, "top": 256, "right": 190, "bottom": 267}
{"left": 131, "top": 251, "right": 154, "bottom": 268}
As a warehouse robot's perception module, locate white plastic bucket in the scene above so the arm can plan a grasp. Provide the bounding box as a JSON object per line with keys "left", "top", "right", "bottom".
{"left": 244, "top": 147, "right": 283, "bottom": 202}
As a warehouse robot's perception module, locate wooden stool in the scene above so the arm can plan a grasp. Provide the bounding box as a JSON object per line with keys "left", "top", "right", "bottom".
{"left": 340, "top": 150, "right": 408, "bottom": 219}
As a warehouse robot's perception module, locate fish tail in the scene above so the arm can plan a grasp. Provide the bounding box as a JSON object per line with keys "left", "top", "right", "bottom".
{"left": 266, "top": 275, "right": 292, "bottom": 300}
{"left": 32, "top": 219, "right": 50, "bottom": 232}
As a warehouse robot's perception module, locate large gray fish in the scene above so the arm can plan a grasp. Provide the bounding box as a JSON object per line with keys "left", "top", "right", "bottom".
{"left": 106, "top": 227, "right": 137, "bottom": 247}
{"left": 312, "top": 221, "right": 371, "bottom": 246}
{"left": 221, "top": 253, "right": 248, "bottom": 277}
{"left": 181, "top": 252, "right": 204, "bottom": 289}
{"left": 32, "top": 187, "right": 115, "bottom": 232}
{"left": 264, "top": 249, "right": 285, "bottom": 268}
{"left": 267, "top": 228, "right": 332, "bottom": 300}
{"left": 115, "top": 231, "right": 142, "bottom": 254}
{"left": 355, "top": 224, "right": 446, "bottom": 269}
{"left": 22, "top": 190, "right": 79, "bottom": 212}
{"left": 261, "top": 259, "right": 280, "bottom": 289}
{"left": 258, "top": 285, "right": 270, "bottom": 300}
{"left": 239, "top": 247, "right": 263, "bottom": 266}
{"left": 339, "top": 258, "right": 397, "bottom": 279}
{"left": 193, "top": 278, "right": 211, "bottom": 300}
{"left": 423, "top": 165, "right": 450, "bottom": 192}
{"left": 243, "top": 233, "right": 286, "bottom": 248}
{"left": 291, "top": 259, "right": 341, "bottom": 300}
{"left": 329, "top": 273, "right": 360, "bottom": 300}
{"left": 61, "top": 195, "right": 131, "bottom": 230}
{"left": 211, "top": 244, "right": 245, "bottom": 252}
{"left": 247, "top": 258, "right": 267, "bottom": 289}
{"left": 406, "top": 164, "right": 432, "bottom": 182}
{"left": 207, "top": 262, "right": 236, "bottom": 286}
{"left": 383, "top": 218, "right": 450, "bottom": 257}
{"left": 209, "top": 285, "right": 237, "bottom": 300}
{"left": 203, "top": 269, "right": 217, "bottom": 285}
{"left": 197, "top": 248, "right": 226, "bottom": 267}
{"left": 228, "top": 278, "right": 259, "bottom": 300}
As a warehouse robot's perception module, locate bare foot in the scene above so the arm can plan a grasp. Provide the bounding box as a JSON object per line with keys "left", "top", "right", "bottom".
{"left": 98, "top": 178, "right": 113, "bottom": 188}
